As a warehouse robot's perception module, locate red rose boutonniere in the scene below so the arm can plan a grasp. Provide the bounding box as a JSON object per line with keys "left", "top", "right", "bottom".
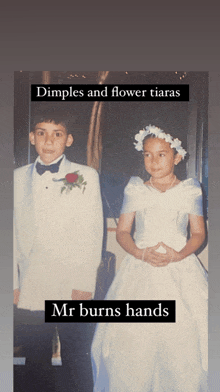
{"left": 53, "top": 171, "right": 87, "bottom": 194}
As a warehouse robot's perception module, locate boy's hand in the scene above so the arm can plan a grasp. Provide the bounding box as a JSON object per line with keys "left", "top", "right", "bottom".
{"left": 71, "top": 289, "right": 92, "bottom": 300}
{"left": 13, "top": 289, "right": 20, "bottom": 305}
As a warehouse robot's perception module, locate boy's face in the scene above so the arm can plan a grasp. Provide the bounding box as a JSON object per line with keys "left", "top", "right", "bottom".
{"left": 29, "top": 121, "right": 73, "bottom": 164}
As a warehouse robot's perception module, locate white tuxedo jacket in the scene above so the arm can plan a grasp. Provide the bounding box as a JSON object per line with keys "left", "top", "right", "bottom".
{"left": 14, "top": 155, "right": 103, "bottom": 310}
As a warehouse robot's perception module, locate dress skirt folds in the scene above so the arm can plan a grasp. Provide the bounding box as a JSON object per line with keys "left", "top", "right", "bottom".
{"left": 91, "top": 178, "right": 208, "bottom": 392}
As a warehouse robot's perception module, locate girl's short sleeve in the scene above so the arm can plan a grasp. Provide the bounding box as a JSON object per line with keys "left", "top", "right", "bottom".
{"left": 120, "top": 177, "right": 144, "bottom": 214}
{"left": 185, "top": 179, "right": 203, "bottom": 216}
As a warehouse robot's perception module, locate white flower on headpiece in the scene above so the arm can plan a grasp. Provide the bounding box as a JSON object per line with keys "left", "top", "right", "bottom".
{"left": 158, "top": 132, "right": 166, "bottom": 140}
{"left": 133, "top": 124, "right": 187, "bottom": 159}
{"left": 134, "top": 130, "right": 147, "bottom": 142}
{"left": 178, "top": 147, "right": 187, "bottom": 158}
{"left": 159, "top": 133, "right": 172, "bottom": 144}
{"left": 149, "top": 126, "right": 163, "bottom": 137}
{"left": 171, "top": 138, "right": 182, "bottom": 149}
{"left": 134, "top": 130, "right": 147, "bottom": 150}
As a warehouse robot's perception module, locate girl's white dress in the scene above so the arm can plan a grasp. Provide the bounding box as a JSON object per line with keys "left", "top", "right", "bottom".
{"left": 91, "top": 177, "right": 208, "bottom": 392}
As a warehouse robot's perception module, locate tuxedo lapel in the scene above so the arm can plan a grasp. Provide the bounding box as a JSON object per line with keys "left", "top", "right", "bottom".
{"left": 50, "top": 157, "right": 73, "bottom": 195}
{"left": 58, "top": 157, "right": 74, "bottom": 177}
{"left": 52, "top": 158, "right": 84, "bottom": 204}
{"left": 15, "top": 164, "right": 36, "bottom": 258}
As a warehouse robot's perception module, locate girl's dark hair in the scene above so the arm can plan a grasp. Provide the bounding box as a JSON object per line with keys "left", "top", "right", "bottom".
{"left": 142, "top": 134, "right": 179, "bottom": 155}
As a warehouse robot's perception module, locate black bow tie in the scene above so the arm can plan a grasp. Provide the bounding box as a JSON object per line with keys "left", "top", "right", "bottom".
{"left": 36, "top": 157, "right": 63, "bottom": 176}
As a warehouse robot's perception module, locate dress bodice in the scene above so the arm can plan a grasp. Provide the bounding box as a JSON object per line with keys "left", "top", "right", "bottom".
{"left": 121, "top": 177, "right": 203, "bottom": 251}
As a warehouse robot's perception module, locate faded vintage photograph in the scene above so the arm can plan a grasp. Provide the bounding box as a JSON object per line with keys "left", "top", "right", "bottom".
{"left": 14, "top": 71, "right": 208, "bottom": 392}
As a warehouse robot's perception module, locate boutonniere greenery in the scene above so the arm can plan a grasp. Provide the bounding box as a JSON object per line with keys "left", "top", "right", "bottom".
{"left": 53, "top": 171, "right": 87, "bottom": 194}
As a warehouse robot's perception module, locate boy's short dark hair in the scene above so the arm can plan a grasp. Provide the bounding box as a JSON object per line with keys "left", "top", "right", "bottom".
{"left": 31, "top": 112, "right": 72, "bottom": 134}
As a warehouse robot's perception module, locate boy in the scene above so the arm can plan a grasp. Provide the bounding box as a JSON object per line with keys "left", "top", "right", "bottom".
{"left": 14, "top": 113, "right": 103, "bottom": 391}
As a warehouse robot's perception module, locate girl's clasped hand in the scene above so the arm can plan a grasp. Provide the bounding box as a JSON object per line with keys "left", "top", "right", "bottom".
{"left": 141, "top": 242, "right": 182, "bottom": 267}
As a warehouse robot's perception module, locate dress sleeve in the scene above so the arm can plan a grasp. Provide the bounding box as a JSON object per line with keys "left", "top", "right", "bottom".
{"left": 120, "top": 177, "right": 144, "bottom": 214}
{"left": 186, "top": 179, "right": 204, "bottom": 216}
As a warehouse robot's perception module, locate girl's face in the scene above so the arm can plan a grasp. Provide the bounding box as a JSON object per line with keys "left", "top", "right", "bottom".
{"left": 143, "top": 137, "right": 182, "bottom": 179}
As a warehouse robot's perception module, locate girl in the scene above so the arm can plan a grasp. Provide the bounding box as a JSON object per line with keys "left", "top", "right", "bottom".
{"left": 91, "top": 125, "right": 208, "bottom": 392}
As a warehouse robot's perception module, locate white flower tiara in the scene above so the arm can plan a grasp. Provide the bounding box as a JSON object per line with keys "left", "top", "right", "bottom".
{"left": 134, "top": 125, "right": 187, "bottom": 159}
